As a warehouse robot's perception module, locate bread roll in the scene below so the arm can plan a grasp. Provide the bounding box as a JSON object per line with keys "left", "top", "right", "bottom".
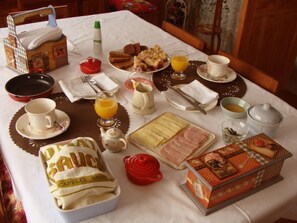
{"left": 124, "top": 44, "right": 135, "bottom": 55}
{"left": 109, "top": 51, "right": 131, "bottom": 59}
{"left": 113, "top": 60, "right": 134, "bottom": 69}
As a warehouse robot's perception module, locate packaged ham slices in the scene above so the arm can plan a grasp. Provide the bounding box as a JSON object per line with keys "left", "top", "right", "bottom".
{"left": 128, "top": 112, "right": 216, "bottom": 169}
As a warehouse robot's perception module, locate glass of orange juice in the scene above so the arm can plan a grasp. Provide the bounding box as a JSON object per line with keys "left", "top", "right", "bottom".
{"left": 94, "top": 91, "right": 118, "bottom": 127}
{"left": 170, "top": 50, "right": 189, "bottom": 80}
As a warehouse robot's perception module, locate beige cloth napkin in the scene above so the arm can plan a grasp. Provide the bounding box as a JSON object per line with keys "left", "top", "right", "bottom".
{"left": 40, "top": 137, "right": 118, "bottom": 210}
{"left": 162, "top": 80, "right": 219, "bottom": 110}
{"left": 59, "top": 73, "right": 119, "bottom": 102}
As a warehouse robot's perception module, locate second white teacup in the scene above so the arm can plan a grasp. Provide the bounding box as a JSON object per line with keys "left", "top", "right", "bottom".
{"left": 25, "top": 98, "right": 57, "bottom": 132}
{"left": 207, "top": 55, "right": 230, "bottom": 78}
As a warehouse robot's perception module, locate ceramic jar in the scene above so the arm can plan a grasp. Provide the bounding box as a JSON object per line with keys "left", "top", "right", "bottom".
{"left": 123, "top": 154, "right": 162, "bottom": 185}
{"left": 247, "top": 103, "right": 283, "bottom": 138}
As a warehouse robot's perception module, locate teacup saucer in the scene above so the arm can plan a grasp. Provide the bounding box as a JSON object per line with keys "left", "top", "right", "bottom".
{"left": 15, "top": 109, "right": 70, "bottom": 140}
{"left": 197, "top": 64, "right": 237, "bottom": 83}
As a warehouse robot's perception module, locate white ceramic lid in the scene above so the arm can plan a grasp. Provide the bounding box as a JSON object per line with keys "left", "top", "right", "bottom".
{"left": 106, "top": 128, "right": 122, "bottom": 139}
{"left": 248, "top": 103, "right": 282, "bottom": 124}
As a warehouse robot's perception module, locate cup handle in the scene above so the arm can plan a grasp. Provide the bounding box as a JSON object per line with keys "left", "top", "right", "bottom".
{"left": 120, "top": 138, "right": 128, "bottom": 149}
{"left": 149, "top": 171, "right": 163, "bottom": 182}
{"left": 123, "top": 156, "right": 130, "bottom": 164}
{"left": 141, "top": 94, "right": 149, "bottom": 109}
{"left": 46, "top": 114, "right": 55, "bottom": 128}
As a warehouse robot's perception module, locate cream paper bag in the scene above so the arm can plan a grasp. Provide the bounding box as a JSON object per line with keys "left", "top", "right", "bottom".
{"left": 40, "top": 137, "right": 118, "bottom": 210}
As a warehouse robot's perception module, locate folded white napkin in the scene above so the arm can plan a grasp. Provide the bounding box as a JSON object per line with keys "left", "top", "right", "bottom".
{"left": 59, "top": 73, "right": 119, "bottom": 103}
{"left": 162, "top": 80, "right": 219, "bottom": 110}
{"left": 18, "top": 26, "right": 62, "bottom": 50}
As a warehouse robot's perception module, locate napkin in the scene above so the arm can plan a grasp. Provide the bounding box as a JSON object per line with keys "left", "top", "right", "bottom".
{"left": 59, "top": 73, "right": 119, "bottom": 103}
{"left": 162, "top": 80, "right": 219, "bottom": 110}
{"left": 18, "top": 26, "right": 62, "bottom": 50}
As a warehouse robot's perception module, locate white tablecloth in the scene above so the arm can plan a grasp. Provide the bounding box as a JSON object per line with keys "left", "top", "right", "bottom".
{"left": 0, "top": 11, "right": 297, "bottom": 223}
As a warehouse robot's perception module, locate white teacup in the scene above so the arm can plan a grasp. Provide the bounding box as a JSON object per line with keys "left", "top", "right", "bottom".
{"left": 25, "top": 98, "right": 57, "bottom": 132}
{"left": 207, "top": 55, "right": 230, "bottom": 78}
{"left": 131, "top": 82, "right": 155, "bottom": 115}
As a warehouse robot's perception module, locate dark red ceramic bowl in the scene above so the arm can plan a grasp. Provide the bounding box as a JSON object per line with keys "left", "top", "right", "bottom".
{"left": 5, "top": 73, "right": 55, "bottom": 102}
{"left": 124, "top": 154, "right": 162, "bottom": 185}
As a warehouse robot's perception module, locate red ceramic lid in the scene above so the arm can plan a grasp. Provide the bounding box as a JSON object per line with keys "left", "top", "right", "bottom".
{"left": 124, "top": 154, "right": 162, "bottom": 185}
{"left": 80, "top": 57, "right": 101, "bottom": 74}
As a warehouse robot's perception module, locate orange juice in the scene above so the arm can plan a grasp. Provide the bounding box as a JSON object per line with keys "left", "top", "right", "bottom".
{"left": 171, "top": 56, "right": 189, "bottom": 72}
{"left": 94, "top": 98, "right": 118, "bottom": 119}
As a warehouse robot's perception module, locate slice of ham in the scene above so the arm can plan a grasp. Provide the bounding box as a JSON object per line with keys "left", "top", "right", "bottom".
{"left": 160, "top": 144, "right": 185, "bottom": 165}
{"left": 183, "top": 127, "right": 209, "bottom": 145}
{"left": 159, "top": 126, "right": 209, "bottom": 165}
{"left": 176, "top": 134, "right": 197, "bottom": 149}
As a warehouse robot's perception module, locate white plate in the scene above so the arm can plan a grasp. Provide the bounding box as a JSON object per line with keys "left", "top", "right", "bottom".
{"left": 108, "top": 51, "right": 170, "bottom": 74}
{"left": 16, "top": 109, "right": 70, "bottom": 140}
{"left": 164, "top": 85, "right": 218, "bottom": 112}
{"left": 197, "top": 64, "right": 237, "bottom": 83}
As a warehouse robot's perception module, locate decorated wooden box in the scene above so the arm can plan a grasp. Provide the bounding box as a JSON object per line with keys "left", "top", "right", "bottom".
{"left": 3, "top": 5, "right": 68, "bottom": 74}
{"left": 181, "top": 133, "right": 292, "bottom": 215}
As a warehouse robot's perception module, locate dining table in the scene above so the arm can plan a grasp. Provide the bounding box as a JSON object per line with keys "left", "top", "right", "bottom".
{"left": 0, "top": 10, "right": 297, "bottom": 223}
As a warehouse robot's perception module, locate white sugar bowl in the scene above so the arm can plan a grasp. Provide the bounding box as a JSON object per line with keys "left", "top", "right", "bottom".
{"left": 247, "top": 103, "right": 283, "bottom": 138}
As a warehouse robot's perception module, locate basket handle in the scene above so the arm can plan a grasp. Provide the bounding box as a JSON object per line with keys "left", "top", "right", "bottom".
{"left": 11, "top": 5, "right": 57, "bottom": 27}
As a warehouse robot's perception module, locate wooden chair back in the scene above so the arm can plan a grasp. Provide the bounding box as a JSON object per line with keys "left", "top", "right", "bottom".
{"left": 8, "top": 5, "right": 69, "bottom": 25}
{"left": 196, "top": 0, "right": 223, "bottom": 54}
{"left": 219, "top": 50, "right": 279, "bottom": 93}
{"left": 162, "top": 20, "right": 206, "bottom": 52}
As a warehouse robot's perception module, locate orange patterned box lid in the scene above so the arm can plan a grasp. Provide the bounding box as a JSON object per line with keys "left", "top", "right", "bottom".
{"left": 185, "top": 133, "right": 292, "bottom": 190}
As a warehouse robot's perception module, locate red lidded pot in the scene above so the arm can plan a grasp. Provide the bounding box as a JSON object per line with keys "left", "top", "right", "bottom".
{"left": 123, "top": 154, "right": 162, "bottom": 185}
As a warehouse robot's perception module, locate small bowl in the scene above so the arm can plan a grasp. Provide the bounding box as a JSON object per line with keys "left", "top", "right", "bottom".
{"left": 221, "top": 119, "right": 249, "bottom": 145}
{"left": 220, "top": 97, "right": 250, "bottom": 119}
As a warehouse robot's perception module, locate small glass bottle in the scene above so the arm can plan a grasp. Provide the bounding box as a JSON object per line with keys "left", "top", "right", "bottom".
{"left": 93, "top": 20, "right": 102, "bottom": 56}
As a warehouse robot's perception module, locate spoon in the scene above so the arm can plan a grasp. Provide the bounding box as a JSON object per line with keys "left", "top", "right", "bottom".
{"left": 131, "top": 79, "right": 140, "bottom": 89}
{"left": 55, "top": 121, "right": 67, "bottom": 131}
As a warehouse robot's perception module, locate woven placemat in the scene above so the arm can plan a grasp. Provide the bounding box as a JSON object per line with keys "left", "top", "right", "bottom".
{"left": 153, "top": 61, "right": 247, "bottom": 104}
{"left": 9, "top": 92, "right": 130, "bottom": 156}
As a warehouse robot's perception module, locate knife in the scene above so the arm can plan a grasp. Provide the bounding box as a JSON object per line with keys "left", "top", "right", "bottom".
{"left": 166, "top": 84, "right": 207, "bottom": 115}
{"left": 83, "top": 76, "right": 106, "bottom": 96}
{"left": 85, "top": 76, "right": 105, "bottom": 92}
